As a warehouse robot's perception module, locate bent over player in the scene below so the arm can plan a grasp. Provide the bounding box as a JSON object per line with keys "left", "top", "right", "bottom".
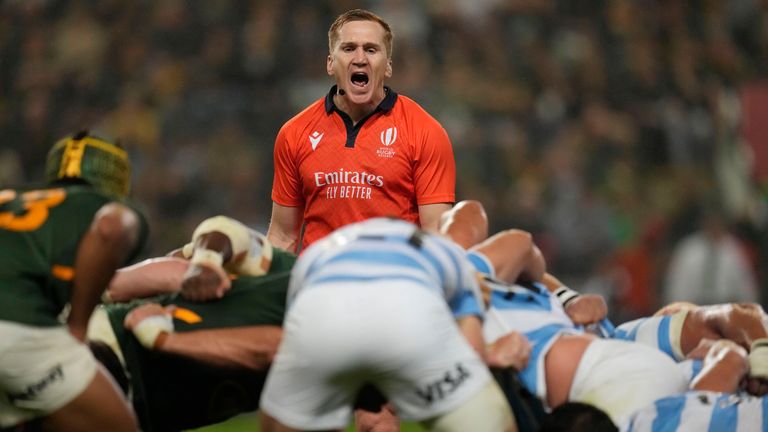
{"left": 86, "top": 215, "right": 295, "bottom": 431}
{"left": 0, "top": 131, "right": 147, "bottom": 431}
{"left": 260, "top": 217, "right": 516, "bottom": 432}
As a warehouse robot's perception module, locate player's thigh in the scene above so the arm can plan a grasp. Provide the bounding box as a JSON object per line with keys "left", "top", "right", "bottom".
{"left": 260, "top": 284, "right": 385, "bottom": 429}
{"left": 0, "top": 322, "right": 97, "bottom": 427}
{"left": 368, "top": 286, "right": 495, "bottom": 423}
{"left": 41, "top": 365, "right": 137, "bottom": 432}
{"left": 421, "top": 379, "right": 517, "bottom": 432}
{"left": 262, "top": 282, "right": 485, "bottom": 429}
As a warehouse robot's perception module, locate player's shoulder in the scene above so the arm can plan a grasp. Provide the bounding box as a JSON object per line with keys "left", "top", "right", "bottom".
{"left": 393, "top": 94, "right": 441, "bottom": 124}
{"left": 65, "top": 185, "right": 149, "bottom": 245}
{"left": 280, "top": 97, "right": 327, "bottom": 133}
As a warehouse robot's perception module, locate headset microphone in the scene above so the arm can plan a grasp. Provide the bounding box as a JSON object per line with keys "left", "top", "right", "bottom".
{"left": 338, "top": 88, "right": 346, "bottom": 96}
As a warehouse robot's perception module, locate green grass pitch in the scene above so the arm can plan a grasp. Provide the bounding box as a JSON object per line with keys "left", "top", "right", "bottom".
{"left": 188, "top": 412, "right": 427, "bottom": 431}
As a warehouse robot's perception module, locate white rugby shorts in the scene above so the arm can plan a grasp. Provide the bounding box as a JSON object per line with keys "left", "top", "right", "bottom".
{"left": 260, "top": 281, "right": 493, "bottom": 430}
{"left": 568, "top": 338, "right": 689, "bottom": 426}
{"left": 86, "top": 306, "right": 127, "bottom": 368}
{"left": 0, "top": 321, "right": 97, "bottom": 427}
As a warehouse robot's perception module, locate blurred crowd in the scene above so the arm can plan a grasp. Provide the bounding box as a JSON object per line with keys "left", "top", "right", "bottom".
{"left": 2, "top": 0, "right": 768, "bottom": 322}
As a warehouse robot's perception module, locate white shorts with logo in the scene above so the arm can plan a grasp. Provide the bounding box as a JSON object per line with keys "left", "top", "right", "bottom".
{"left": 260, "top": 281, "right": 492, "bottom": 430}
{"left": 0, "top": 321, "right": 98, "bottom": 427}
{"left": 568, "top": 338, "right": 689, "bottom": 426}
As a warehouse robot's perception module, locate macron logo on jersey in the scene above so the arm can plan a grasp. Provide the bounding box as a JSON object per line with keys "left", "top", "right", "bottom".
{"left": 309, "top": 131, "right": 324, "bottom": 151}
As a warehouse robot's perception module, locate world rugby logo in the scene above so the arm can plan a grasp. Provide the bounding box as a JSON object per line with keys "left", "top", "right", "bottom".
{"left": 380, "top": 127, "right": 397, "bottom": 146}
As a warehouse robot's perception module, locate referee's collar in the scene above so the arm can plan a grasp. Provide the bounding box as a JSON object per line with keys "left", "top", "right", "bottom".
{"left": 324, "top": 85, "right": 398, "bottom": 114}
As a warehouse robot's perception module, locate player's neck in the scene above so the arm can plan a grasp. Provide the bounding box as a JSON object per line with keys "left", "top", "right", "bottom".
{"left": 334, "top": 91, "right": 385, "bottom": 125}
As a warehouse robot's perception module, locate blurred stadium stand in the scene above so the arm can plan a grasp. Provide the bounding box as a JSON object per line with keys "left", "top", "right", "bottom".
{"left": 1, "top": 0, "right": 767, "bottom": 323}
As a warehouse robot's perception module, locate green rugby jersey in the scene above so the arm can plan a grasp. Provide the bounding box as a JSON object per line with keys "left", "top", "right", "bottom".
{"left": 106, "top": 248, "right": 295, "bottom": 432}
{"left": 0, "top": 184, "right": 148, "bottom": 326}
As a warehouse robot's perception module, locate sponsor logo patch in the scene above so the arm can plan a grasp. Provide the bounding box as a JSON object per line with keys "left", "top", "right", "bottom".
{"left": 377, "top": 127, "right": 397, "bottom": 158}
{"left": 309, "top": 131, "right": 324, "bottom": 150}
{"left": 8, "top": 365, "right": 64, "bottom": 403}
{"left": 415, "top": 363, "right": 471, "bottom": 405}
{"left": 380, "top": 127, "right": 397, "bottom": 146}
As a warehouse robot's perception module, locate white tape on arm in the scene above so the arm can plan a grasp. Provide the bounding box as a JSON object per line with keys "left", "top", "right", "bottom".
{"left": 235, "top": 230, "right": 273, "bottom": 276}
{"left": 191, "top": 216, "right": 251, "bottom": 258}
{"left": 190, "top": 248, "right": 224, "bottom": 268}
{"left": 749, "top": 338, "right": 768, "bottom": 378}
{"left": 554, "top": 286, "right": 581, "bottom": 307}
{"left": 189, "top": 215, "right": 273, "bottom": 276}
{"left": 132, "top": 315, "right": 174, "bottom": 349}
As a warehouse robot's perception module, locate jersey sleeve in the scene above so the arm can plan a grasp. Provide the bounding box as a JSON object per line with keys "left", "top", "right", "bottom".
{"left": 271, "top": 124, "right": 304, "bottom": 207}
{"left": 442, "top": 239, "right": 484, "bottom": 319}
{"left": 613, "top": 312, "right": 688, "bottom": 361}
{"left": 413, "top": 117, "right": 456, "bottom": 205}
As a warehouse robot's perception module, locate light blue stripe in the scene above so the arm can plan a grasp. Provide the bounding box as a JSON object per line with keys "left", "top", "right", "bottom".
{"left": 614, "top": 319, "right": 642, "bottom": 343}
{"left": 518, "top": 324, "right": 568, "bottom": 396}
{"left": 307, "top": 273, "right": 431, "bottom": 289}
{"left": 467, "top": 251, "right": 493, "bottom": 275}
{"left": 428, "top": 238, "right": 465, "bottom": 289}
{"left": 708, "top": 394, "right": 737, "bottom": 432}
{"left": 657, "top": 316, "right": 674, "bottom": 359}
{"left": 762, "top": 394, "right": 768, "bottom": 431}
{"left": 690, "top": 360, "right": 703, "bottom": 382}
{"left": 598, "top": 318, "right": 616, "bottom": 338}
{"left": 449, "top": 290, "right": 482, "bottom": 318}
{"left": 303, "top": 233, "right": 422, "bottom": 282}
{"left": 652, "top": 395, "right": 685, "bottom": 432}
{"left": 323, "top": 249, "right": 429, "bottom": 273}
{"left": 489, "top": 290, "right": 552, "bottom": 312}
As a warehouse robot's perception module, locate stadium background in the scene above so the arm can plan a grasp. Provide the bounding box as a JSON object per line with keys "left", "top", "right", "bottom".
{"left": 1, "top": 0, "right": 767, "bottom": 429}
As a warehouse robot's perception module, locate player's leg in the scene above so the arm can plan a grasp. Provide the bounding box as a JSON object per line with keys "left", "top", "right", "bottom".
{"left": 420, "top": 380, "right": 517, "bottom": 432}
{"left": 354, "top": 404, "right": 398, "bottom": 432}
{"left": 41, "top": 365, "right": 137, "bottom": 431}
{"left": 0, "top": 322, "right": 137, "bottom": 431}
{"left": 259, "top": 284, "right": 369, "bottom": 431}
{"left": 373, "top": 285, "right": 515, "bottom": 431}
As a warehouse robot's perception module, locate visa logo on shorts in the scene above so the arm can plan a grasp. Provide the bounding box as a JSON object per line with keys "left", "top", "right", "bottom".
{"left": 7, "top": 365, "right": 64, "bottom": 403}
{"left": 415, "top": 363, "right": 471, "bottom": 405}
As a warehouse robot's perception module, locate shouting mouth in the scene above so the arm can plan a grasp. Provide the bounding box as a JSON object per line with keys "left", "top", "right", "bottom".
{"left": 351, "top": 72, "right": 369, "bottom": 89}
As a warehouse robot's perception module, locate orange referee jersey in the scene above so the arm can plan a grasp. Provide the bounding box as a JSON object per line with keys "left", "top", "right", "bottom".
{"left": 271, "top": 86, "right": 456, "bottom": 252}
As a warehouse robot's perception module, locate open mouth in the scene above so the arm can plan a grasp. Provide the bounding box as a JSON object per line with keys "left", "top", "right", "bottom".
{"left": 351, "top": 72, "right": 369, "bottom": 87}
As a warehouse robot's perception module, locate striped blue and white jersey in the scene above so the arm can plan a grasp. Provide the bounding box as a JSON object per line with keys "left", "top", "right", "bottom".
{"left": 614, "top": 313, "right": 686, "bottom": 361}
{"left": 622, "top": 391, "right": 768, "bottom": 432}
{"left": 676, "top": 359, "right": 704, "bottom": 385}
{"left": 481, "top": 276, "right": 581, "bottom": 401}
{"left": 287, "top": 218, "right": 484, "bottom": 319}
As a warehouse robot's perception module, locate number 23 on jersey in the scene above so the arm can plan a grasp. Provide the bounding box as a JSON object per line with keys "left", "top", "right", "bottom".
{"left": 0, "top": 188, "right": 66, "bottom": 231}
